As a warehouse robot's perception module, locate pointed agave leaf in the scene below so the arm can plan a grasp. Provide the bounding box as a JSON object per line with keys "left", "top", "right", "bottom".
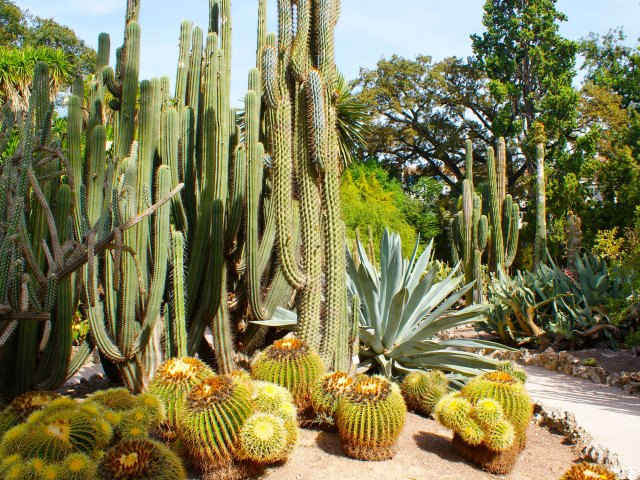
{"left": 406, "top": 238, "right": 434, "bottom": 293}
{"left": 403, "top": 234, "right": 421, "bottom": 286}
{"left": 381, "top": 286, "right": 408, "bottom": 348}
{"left": 250, "top": 307, "right": 297, "bottom": 328}
{"left": 359, "top": 326, "right": 384, "bottom": 354}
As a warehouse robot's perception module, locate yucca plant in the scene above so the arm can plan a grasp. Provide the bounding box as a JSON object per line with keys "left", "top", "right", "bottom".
{"left": 347, "top": 229, "right": 509, "bottom": 379}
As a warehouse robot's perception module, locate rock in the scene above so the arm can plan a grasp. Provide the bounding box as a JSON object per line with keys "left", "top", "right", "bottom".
{"left": 588, "top": 367, "right": 607, "bottom": 384}
{"left": 630, "top": 372, "right": 640, "bottom": 382}
{"left": 572, "top": 366, "right": 590, "bottom": 379}
{"left": 89, "top": 373, "right": 105, "bottom": 383}
{"left": 622, "top": 383, "right": 640, "bottom": 395}
{"left": 607, "top": 373, "right": 622, "bottom": 387}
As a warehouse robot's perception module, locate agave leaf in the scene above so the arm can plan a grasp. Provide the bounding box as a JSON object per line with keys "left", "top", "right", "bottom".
{"left": 250, "top": 307, "right": 297, "bottom": 328}
{"left": 406, "top": 238, "right": 434, "bottom": 293}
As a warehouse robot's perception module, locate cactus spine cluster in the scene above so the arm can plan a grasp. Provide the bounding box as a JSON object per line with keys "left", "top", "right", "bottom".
{"left": 179, "top": 374, "right": 254, "bottom": 469}
{"left": 435, "top": 370, "right": 531, "bottom": 474}
{"left": 335, "top": 376, "right": 406, "bottom": 461}
{"left": 147, "top": 357, "right": 214, "bottom": 440}
{"left": 97, "top": 438, "right": 186, "bottom": 480}
{"left": 251, "top": 338, "right": 325, "bottom": 410}
{"left": 400, "top": 370, "right": 449, "bottom": 416}
{"left": 311, "top": 371, "right": 354, "bottom": 423}
{"left": 559, "top": 463, "right": 618, "bottom": 480}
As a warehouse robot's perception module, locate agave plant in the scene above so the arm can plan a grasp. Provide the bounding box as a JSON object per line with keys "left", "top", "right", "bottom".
{"left": 347, "top": 229, "right": 509, "bottom": 379}
{"left": 485, "top": 252, "right": 625, "bottom": 347}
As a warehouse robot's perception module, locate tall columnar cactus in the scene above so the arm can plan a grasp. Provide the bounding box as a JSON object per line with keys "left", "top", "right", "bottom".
{"left": 565, "top": 212, "right": 582, "bottom": 269}
{"left": 534, "top": 144, "right": 547, "bottom": 271}
{"left": 451, "top": 141, "right": 489, "bottom": 305}
{"left": 486, "top": 143, "right": 519, "bottom": 273}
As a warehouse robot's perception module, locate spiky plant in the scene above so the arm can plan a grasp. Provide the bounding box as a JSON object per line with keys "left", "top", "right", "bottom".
{"left": 0, "top": 391, "right": 59, "bottom": 437}
{"left": 60, "top": 453, "right": 97, "bottom": 480}
{"left": 461, "top": 371, "right": 532, "bottom": 446}
{"left": 1, "top": 404, "right": 112, "bottom": 461}
{"left": 348, "top": 230, "right": 509, "bottom": 378}
{"left": 24, "top": 457, "right": 60, "bottom": 480}
{"left": 238, "top": 412, "right": 290, "bottom": 464}
{"left": 560, "top": 463, "right": 618, "bottom": 480}
{"left": 252, "top": 381, "right": 294, "bottom": 414}
{"left": 400, "top": 370, "right": 449, "bottom": 416}
{"left": 310, "top": 372, "right": 354, "bottom": 423}
{"left": 335, "top": 376, "right": 406, "bottom": 461}
{"left": 0, "top": 454, "right": 23, "bottom": 480}
{"left": 497, "top": 362, "right": 527, "bottom": 383}
{"left": 251, "top": 338, "right": 325, "bottom": 409}
{"left": 148, "top": 357, "right": 214, "bottom": 441}
{"left": 179, "top": 375, "right": 253, "bottom": 468}
{"left": 84, "top": 388, "right": 137, "bottom": 412}
{"left": 97, "top": 439, "right": 186, "bottom": 480}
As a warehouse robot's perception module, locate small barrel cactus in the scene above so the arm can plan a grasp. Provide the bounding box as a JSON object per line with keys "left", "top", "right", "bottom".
{"left": 252, "top": 381, "right": 295, "bottom": 414}
{"left": 497, "top": 362, "right": 527, "bottom": 383}
{"left": 60, "top": 452, "right": 97, "bottom": 480}
{"left": 311, "top": 372, "right": 354, "bottom": 423}
{"left": 400, "top": 370, "right": 449, "bottom": 416}
{"left": 148, "top": 357, "right": 214, "bottom": 440}
{"left": 1, "top": 403, "right": 112, "bottom": 461}
{"left": 0, "top": 391, "right": 60, "bottom": 437}
{"left": 251, "top": 338, "right": 325, "bottom": 409}
{"left": 0, "top": 454, "right": 23, "bottom": 480}
{"left": 559, "top": 462, "right": 618, "bottom": 480}
{"left": 335, "top": 376, "right": 406, "bottom": 461}
{"left": 179, "top": 374, "right": 254, "bottom": 468}
{"left": 24, "top": 457, "right": 60, "bottom": 479}
{"left": 238, "top": 412, "right": 291, "bottom": 464}
{"left": 97, "top": 439, "right": 186, "bottom": 480}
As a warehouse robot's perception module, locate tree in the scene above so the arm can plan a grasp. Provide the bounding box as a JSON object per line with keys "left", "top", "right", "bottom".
{"left": 0, "top": 0, "right": 27, "bottom": 45}
{"left": 341, "top": 162, "right": 442, "bottom": 257}
{"left": 580, "top": 29, "right": 640, "bottom": 109}
{"left": 471, "top": 0, "right": 579, "bottom": 168}
{"left": 357, "top": 55, "right": 527, "bottom": 191}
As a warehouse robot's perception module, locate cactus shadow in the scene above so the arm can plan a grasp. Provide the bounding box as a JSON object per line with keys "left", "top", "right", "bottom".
{"left": 313, "top": 430, "right": 344, "bottom": 457}
{"left": 413, "top": 431, "right": 464, "bottom": 463}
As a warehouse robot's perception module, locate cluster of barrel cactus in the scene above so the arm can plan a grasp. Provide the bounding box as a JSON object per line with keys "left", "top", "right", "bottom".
{"left": 434, "top": 369, "right": 532, "bottom": 474}
{"left": 451, "top": 139, "right": 520, "bottom": 304}
{"left": 147, "top": 356, "right": 299, "bottom": 478}
{"left": 560, "top": 462, "right": 619, "bottom": 480}
{"left": 0, "top": 389, "right": 184, "bottom": 480}
{"left": 400, "top": 369, "right": 450, "bottom": 416}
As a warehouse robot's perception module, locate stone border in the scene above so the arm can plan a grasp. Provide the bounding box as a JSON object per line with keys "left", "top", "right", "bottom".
{"left": 494, "top": 347, "right": 640, "bottom": 395}
{"left": 533, "top": 401, "right": 637, "bottom": 480}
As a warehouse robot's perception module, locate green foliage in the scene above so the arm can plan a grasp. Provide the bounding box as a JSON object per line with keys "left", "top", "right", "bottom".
{"left": 472, "top": 0, "right": 578, "bottom": 155}
{"left": 624, "top": 330, "right": 640, "bottom": 347}
{"left": 582, "top": 358, "right": 598, "bottom": 367}
{"left": 593, "top": 227, "right": 625, "bottom": 263}
{"left": 251, "top": 338, "right": 325, "bottom": 410}
{"left": 335, "top": 376, "right": 406, "bottom": 461}
{"left": 348, "top": 229, "right": 507, "bottom": 379}
{"left": 341, "top": 163, "right": 420, "bottom": 257}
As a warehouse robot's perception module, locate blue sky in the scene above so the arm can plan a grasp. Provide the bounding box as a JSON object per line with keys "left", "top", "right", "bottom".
{"left": 18, "top": 0, "right": 640, "bottom": 105}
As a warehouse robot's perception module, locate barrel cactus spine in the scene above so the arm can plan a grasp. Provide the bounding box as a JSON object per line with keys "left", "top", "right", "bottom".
{"left": 311, "top": 371, "right": 354, "bottom": 423}
{"left": 400, "top": 370, "right": 449, "bottom": 416}
{"left": 335, "top": 375, "right": 406, "bottom": 461}
{"left": 251, "top": 338, "right": 325, "bottom": 410}
{"left": 559, "top": 463, "right": 618, "bottom": 480}
{"left": 97, "top": 438, "right": 186, "bottom": 480}
{"left": 179, "top": 375, "right": 254, "bottom": 468}
{"left": 238, "top": 412, "right": 291, "bottom": 464}
{"left": 60, "top": 453, "right": 97, "bottom": 480}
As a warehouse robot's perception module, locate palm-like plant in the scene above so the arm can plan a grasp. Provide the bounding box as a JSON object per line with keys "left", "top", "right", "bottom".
{"left": 335, "top": 72, "right": 370, "bottom": 169}
{"left": 347, "top": 229, "right": 509, "bottom": 379}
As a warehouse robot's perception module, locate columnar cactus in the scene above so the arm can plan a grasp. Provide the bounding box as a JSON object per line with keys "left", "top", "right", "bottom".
{"left": 565, "top": 212, "right": 582, "bottom": 269}
{"left": 534, "top": 143, "right": 547, "bottom": 271}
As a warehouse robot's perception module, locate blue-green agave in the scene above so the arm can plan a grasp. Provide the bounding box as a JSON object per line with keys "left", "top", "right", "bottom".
{"left": 347, "top": 229, "right": 510, "bottom": 379}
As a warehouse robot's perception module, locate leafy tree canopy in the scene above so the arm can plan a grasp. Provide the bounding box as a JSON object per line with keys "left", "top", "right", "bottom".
{"left": 471, "top": 0, "right": 579, "bottom": 166}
